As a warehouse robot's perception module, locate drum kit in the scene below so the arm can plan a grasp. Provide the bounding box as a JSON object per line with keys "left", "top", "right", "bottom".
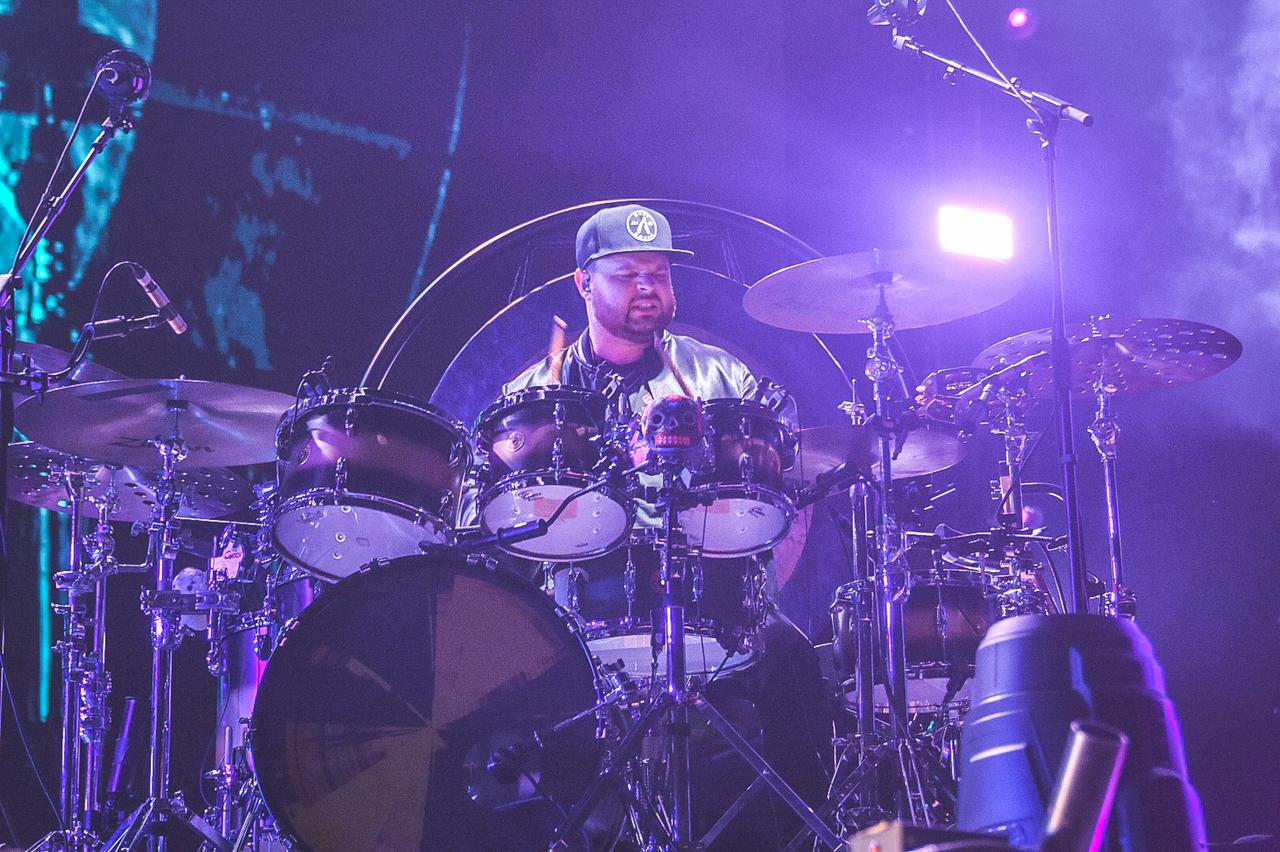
{"left": 5, "top": 247, "right": 1241, "bottom": 851}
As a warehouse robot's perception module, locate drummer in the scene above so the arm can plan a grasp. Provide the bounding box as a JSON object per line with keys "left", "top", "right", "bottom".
{"left": 500, "top": 203, "right": 832, "bottom": 844}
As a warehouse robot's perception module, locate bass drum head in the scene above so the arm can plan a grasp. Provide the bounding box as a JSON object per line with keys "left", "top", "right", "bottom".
{"left": 251, "top": 555, "right": 608, "bottom": 851}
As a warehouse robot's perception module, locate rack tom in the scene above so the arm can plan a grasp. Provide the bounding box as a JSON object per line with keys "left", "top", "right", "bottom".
{"left": 272, "top": 388, "right": 470, "bottom": 580}
{"left": 680, "top": 399, "right": 797, "bottom": 557}
{"left": 475, "top": 386, "right": 632, "bottom": 561}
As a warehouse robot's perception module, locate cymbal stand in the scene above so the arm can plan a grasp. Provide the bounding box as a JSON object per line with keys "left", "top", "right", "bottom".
{"left": 1087, "top": 379, "right": 1136, "bottom": 620}
{"left": 807, "top": 285, "right": 950, "bottom": 842}
{"left": 102, "top": 435, "right": 229, "bottom": 852}
{"left": 549, "top": 460, "right": 843, "bottom": 851}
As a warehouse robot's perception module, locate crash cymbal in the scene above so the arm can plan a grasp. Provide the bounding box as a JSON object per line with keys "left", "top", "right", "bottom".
{"left": 13, "top": 341, "right": 126, "bottom": 389}
{"left": 744, "top": 249, "right": 1019, "bottom": 333}
{"left": 792, "top": 420, "right": 967, "bottom": 482}
{"left": 14, "top": 378, "right": 297, "bottom": 468}
{"left": 971, "top": 317, "right": 1243, "bottom": 398}
{"left": 7, "top": 442, "right": 252, "bottom": 522}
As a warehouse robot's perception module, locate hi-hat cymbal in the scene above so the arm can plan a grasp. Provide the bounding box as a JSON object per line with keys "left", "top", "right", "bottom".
{"left": 791, "top": 420, "right": 967, "bottom": 482}
{"left": 14, "top": 378, "right": 297, "bottom": 468}
{"left": 972, "top": 317, "right": 1243, "bottom": 398}
{"left": 744, "top": 249, "right": 1020, "bottom": 333}
{"left": 13, "top": 341, "right": 126, "bottom": 390}
{"left": 7, "top": 442, "right": 253, "bottom": 522}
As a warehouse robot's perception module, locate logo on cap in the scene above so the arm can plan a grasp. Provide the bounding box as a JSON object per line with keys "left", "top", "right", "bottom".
{"left": 626, "top": 209, "right": 659, "bottom": 243}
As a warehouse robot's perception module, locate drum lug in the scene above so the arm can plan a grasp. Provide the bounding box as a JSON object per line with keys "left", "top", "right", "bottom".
{"left": 343, "top": 405, "right": 359, "bottom": 435}
{"left": 738, "top": 450, "right": 755, "bottom": 484}
{"left": 624, "top": 548, "right": 637, "bottom": 621}
{"left": 334, "top": 456, "right": 348, "bottom": 495}
{"left": 691, "top": 556, "right": 704, "bottom": 603}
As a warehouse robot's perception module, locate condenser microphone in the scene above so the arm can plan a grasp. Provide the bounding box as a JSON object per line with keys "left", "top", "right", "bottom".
{"left": 94, "top": 50, "right": 152, "bottom": 113}
{"left": 128, "top": 263, "right": 188, "bottom": 335}
{"left": 867, "top": 0, "right": 927, "bottom": 27}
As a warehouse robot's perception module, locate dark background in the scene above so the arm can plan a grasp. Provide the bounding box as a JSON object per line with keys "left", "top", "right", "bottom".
{"left": 0, "top": 0, "right": 1277, "bottom": 846}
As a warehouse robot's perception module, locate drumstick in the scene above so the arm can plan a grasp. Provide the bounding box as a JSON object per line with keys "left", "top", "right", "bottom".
{"left": 655, "top": 330, "right": 696, "bottom": 398}
{"left": 548, "top": 315, "right": 569, "bottom": 384}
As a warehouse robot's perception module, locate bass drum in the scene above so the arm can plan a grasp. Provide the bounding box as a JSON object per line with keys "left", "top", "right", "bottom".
{"left": 250, "top": 555, "right": 614, "bottom": 851}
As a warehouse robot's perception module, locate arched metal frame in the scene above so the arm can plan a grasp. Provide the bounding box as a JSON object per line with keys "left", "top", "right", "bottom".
{"left": 362, "top": 198, "right": 849, "bottom": 395}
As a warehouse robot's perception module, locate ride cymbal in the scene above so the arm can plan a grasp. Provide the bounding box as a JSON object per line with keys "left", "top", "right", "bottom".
{"left": 744, "top": 249, "right": 1019, "bottom": 333}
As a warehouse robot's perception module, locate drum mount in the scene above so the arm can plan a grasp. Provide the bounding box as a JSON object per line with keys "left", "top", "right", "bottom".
{"left": 548, "top": 451, "right": 843, "bottom": 850}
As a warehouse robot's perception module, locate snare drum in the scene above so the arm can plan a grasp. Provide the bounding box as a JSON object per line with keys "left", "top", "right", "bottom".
{"left": 272, "top": 388, "right": 470, "bottom": 580}
{"left": 475, "top": 386, "right": 632, "bottom": 561}
{"left": 548, "top": 532, "right": 767, "bottom": 679}
{"left": 831, "top": 568, "right": 998, "bottom": 713}
{"left": 680, "top": 399, "right": 796, "bottom": 557}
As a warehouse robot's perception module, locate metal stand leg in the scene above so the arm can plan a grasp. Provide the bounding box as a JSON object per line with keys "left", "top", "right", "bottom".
{"left": 1088, "top": 382, "right": 1136, "bottom": 619}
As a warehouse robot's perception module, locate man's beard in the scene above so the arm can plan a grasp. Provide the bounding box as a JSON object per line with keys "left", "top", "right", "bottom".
{"left": 612, "top": 298, "right": 676, "bottom": 343}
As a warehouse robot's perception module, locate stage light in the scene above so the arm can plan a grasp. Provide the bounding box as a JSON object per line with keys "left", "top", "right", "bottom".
{"left": 938, "top": 205, "right": 1014, "bottom": 261}
{"left": 1005, "top": 6, "right": 1038, "bottom": 39}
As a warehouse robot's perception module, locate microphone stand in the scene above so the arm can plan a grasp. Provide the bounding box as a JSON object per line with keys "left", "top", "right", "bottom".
{"left": 889, "top": 32, "right": 1094, "bottom": 612}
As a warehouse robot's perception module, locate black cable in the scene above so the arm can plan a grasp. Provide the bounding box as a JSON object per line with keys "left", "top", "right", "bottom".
{"left": 0, "top": 650, "right": 62, "bottom": 829}
{"left": 0, "top": 67, "right": 113, "bottom": 767}
{"left": 6, "top": 68, "right": 110, "bottom": 282}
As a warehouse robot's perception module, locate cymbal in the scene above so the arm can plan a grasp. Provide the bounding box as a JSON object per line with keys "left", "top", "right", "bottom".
{"left": 791, "top": 420, "right": 967, "bottom": 482}
{"left": 744, "top": 249, "right": 1020, "bottom": 333}
{"left": 13, "top": 341, "right": 126, "bottom": 389}
{"left": 7, "top": 442, "right": 253, "bottom": 522}
{"left": 971, "top": 317, "right": 1243, "bottom": 398}
{"left": 14, "top": 378, "right": 297, "bottom": 468}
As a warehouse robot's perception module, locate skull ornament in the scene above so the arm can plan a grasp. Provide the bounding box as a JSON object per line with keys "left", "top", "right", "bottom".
{"left": 641, "top": 395, "right": 706, "bottom": 455}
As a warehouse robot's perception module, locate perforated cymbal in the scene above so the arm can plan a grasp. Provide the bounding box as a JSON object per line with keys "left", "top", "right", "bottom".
{"left": 14, "top": 378, "right": 297, "bottom": 468}
{"left": 7, "top": 442, "right": 252, "bottom": 521}
{"left": 744, "top": 249, "right": 1020, "bottom": 333}
{"left": 972, "top": 317, "right": 1243, "bottom": 398}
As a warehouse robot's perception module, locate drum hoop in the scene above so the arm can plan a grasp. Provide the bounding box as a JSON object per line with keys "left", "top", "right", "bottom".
{"left": 277, "top": 387, "right": 470, "bottom": 448}
{"left": 474, "top": 384, "right": 609, "bottom": 437}
{"left": 834, "top": 567, "right": 997, "bottom": 603}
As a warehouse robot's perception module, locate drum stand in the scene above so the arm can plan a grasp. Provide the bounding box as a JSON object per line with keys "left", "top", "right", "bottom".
{"left": 30, "top": 473, "right": 117, "bottom": 852}
{"left": 549, "top": 462, "right": 843, "bottom": 851}
{"left": 811, "top": 286, "right": 960, "bottom": 838}
{"left": 1087, "top": 378, "right": 1136, "bottom": 620}
{"left": 101, "top": 435, "right": 230, "bottom": 852}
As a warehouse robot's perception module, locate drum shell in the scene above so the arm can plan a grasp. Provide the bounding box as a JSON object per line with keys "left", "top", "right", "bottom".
{"left": 276, "top": 389, "right": 468, "bottom": 523}
{"left": 475, "top": 386, "right": 608, "bottom": 480}
{"left": 216, "top": 573, "right": 318, "bottom": 760}
{"left": 688, "top": 399, "right": 795, "bottom": 494}
{"left": 832, "top": 569, "right": 998, "bottom": 682}
{"left": 550, "top": 536, "right": 766, "bottom": 677}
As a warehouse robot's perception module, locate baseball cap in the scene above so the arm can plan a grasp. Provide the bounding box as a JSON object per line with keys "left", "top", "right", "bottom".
{"left": 575, "top": 204, "right": 695, "bottom": 269}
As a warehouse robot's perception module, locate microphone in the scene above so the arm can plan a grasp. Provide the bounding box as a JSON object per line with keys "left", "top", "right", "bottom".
{"left": 128, "top": 263, "right": 187, "bottom": 335}
{"left": 867, "top": 0, "right": 927, "bottom": 27}
{"left": 95, "top": 50, "right": 152, "bottom": 115}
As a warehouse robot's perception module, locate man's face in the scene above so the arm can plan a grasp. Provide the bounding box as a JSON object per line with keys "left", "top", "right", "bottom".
{"left": 582, "top": 252, "right": 677, "bottom": 343}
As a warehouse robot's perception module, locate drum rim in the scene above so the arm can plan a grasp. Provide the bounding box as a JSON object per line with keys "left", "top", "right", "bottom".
{"left": 270, "top": 489, "right": 452, "bottom": 579}
{"left": 249, "top": 554, "right": 602, "bottom": 850}
{"left": 477, "top": 471, "right": 635, "bottom": 561}
{"left": 276, "top": 386, "right": 471, "bottom": 452}
{"left": 833, "top": 567, "right": 998, "bottom": 602}
{"left": 474, "top": 383, "right": 610, "bottom": 437}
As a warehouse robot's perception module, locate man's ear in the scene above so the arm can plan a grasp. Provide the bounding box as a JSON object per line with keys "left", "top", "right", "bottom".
{"left": 575, "top": 267, "right": 591, "bottom": 297}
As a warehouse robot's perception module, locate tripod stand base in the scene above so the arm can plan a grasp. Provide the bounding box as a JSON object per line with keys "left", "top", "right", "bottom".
{"left": 102, "top": 796, "right": 229, "bottom": 852}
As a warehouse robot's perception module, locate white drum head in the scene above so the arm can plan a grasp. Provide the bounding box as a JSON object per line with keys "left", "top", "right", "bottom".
{"left": 480, "top": 481, "right": 630, "bottom": 561}
{"left": 274, "top": 502, "right": 445, "bottom": 580}
{"left": 680, "top": 494, "right": 792, "bottom": 557}
{"left": 588, "top": 632, "right": 754, "bottom": 680}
